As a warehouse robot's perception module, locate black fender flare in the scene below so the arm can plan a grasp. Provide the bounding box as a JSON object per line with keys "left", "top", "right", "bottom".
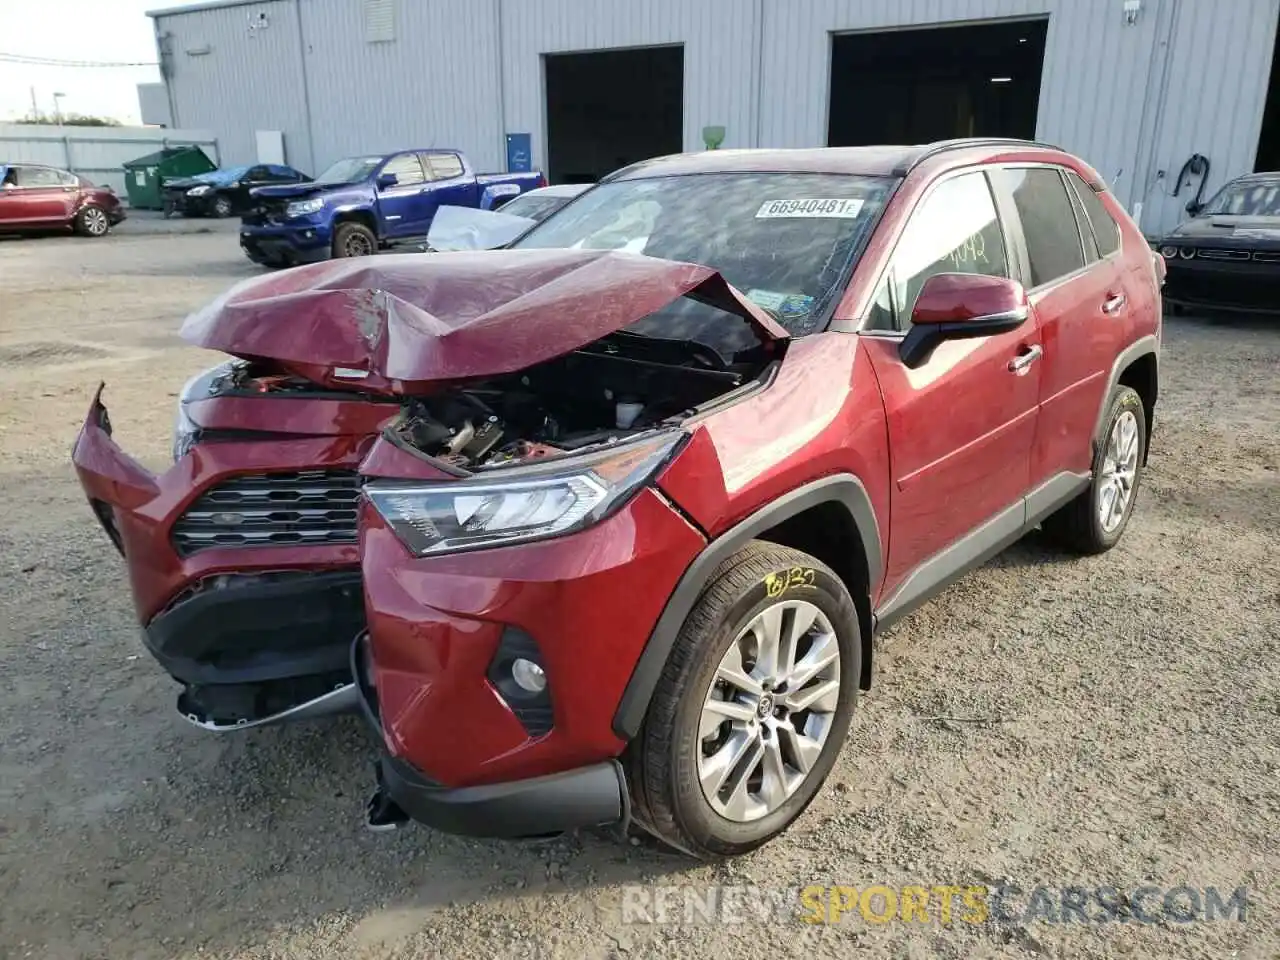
{"left": 611, "top": 474, "right": 882, "bottom": 740}
{"left": 1092, "top": 334, "right": 1159, "bottom": 465}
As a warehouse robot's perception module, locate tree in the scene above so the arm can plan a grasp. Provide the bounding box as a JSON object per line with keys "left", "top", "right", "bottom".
{"left": 14, "top": 112, "right": 122, "bottom": 127}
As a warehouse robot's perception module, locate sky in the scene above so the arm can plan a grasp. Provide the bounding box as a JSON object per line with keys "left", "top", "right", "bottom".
{"left": 0, "top": 0, "right": 165, "bottom": 125}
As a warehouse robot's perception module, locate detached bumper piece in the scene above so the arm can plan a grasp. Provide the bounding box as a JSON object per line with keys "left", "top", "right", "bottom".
{"left": 371, "top": 753, "right": 627, "bottom": 840}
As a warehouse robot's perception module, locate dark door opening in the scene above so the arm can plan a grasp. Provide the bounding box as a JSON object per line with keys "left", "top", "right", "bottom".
{"left": 544, "top": 45, "right": 683, "bottom": 184}
{"left": 1254, "top": 17, "right": 1280, "bottom": 170}
{"left": 828, "top": 19, "right": 1048, "bottom": 147}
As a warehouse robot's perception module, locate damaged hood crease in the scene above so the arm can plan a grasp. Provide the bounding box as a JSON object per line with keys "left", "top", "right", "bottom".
{"left": 180, "top": 249, "right": 788, "bottom": 392}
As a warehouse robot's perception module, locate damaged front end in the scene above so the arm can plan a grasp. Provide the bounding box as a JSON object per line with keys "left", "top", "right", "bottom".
{"left": 72, "top": 249, "right": 785, "bottom": 731}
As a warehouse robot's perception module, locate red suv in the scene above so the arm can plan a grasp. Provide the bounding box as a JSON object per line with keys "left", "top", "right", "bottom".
{"left": 73, "top": 139, "right": 1162, "bottom": 858}
{"left": 0, "top": 163, "right": 125, "bottom": 236}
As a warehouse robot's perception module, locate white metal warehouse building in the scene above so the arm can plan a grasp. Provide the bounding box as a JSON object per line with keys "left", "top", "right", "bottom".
{"left": 145, "top": 0, "right": 1280, "bottom": 236}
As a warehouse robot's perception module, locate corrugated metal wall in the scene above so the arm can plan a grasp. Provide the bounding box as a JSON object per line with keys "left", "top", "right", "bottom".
{"left": 157, "top": 0, "right": 313, "bottom": 172}
{"left": 154, "top": 0, "right": 1279, "bottom": 235}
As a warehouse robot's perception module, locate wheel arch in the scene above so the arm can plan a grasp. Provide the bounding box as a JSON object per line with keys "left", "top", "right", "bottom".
{"left": 333, "top": 207, "right": 379, "bottom": 236}
{"left": 612, "top": 475, "right": 882, "bottom": 741}
{"left": 1095, "top": 336, "right": 1159, "bottom": 466}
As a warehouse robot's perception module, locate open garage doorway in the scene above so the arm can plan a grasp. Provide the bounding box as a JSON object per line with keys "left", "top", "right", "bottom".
{"left": 544, "top": 45, "right": 683, "bottom": 184}
{"left": 1254, "top": 16, "right": 1280, "bottom": 170}
{"left": 828, "top": 19, "right": 1048, "bottom": 147}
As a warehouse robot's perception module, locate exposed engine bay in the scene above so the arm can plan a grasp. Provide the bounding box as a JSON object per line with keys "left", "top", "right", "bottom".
{"left": 387, "top": 331, "right": 771, "bottom": 470}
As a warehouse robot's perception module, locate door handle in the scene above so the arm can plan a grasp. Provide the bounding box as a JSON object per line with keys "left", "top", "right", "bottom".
{"left": 1102, "top": 293, "right": 1127, "bottom": 315}
{"left": 1008, "top": 344, "right": 1043, "bottom": 375}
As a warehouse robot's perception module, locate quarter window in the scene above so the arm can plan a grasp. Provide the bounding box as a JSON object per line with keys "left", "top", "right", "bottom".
{"left": 382, "top": 154, "right": 427, "bottom": 186}
{"left": 867, "top": 172, "right": 1009, "bottom": 331}
{"left": 1066, "top": 170, "right": 1121, "bottom": 257}
{"left": 993, "top": 167, "right": 1085, "bottom": 287}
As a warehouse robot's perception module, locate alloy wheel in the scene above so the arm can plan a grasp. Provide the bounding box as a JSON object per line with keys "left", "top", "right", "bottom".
{"left": 1099, "top": 409, "right": 1140, "bottom": 533}
{"left": 83, "top": 208, "right": 108, "bottom": 236}
{"left": 345, "top": 233, "right": 373, "bottom": 257}
{"left": 697, "top": 599, "right": 841, "bottom": 822}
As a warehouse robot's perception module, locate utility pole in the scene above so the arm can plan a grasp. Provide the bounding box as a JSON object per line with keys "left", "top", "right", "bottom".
{"left": 29, "top": 86, "right": 39, "bottom": 120}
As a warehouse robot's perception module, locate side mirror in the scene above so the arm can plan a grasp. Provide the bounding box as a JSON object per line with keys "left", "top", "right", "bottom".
{"left": 376, "top": 172, "right": 398, "bottom": 190}
{"left": 899, "top": 273, "right": 1030, "bottom": 369}
{"left": 1185, "top": 200, "right": 1204, "bottom": 217}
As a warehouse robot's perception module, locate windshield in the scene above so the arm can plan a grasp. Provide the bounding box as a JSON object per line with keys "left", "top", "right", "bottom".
{"left": 315, "top": 156, "right": 383, "bottom": 186}
{"left": 1201, "top": 179, "right": 1280, "bottom": 217}
{"left": 512, "top": 172, "right": 892, "bottom": 356}
{"left": 197, "top": 166, "right": 249, "bottom": 184}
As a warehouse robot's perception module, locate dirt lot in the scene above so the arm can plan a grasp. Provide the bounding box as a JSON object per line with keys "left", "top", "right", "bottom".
{"left": 0, "top": 223, "right": 1276, "bottom": 960}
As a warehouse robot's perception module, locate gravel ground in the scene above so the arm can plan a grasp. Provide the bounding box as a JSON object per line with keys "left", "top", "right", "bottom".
{"left": 0, "top": 228, "right": 1276, "bottom": 960}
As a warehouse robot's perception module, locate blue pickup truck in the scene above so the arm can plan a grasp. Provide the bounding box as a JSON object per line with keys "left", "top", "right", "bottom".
{"left": 238, "top": 148, "right": 545, "bottom": 267}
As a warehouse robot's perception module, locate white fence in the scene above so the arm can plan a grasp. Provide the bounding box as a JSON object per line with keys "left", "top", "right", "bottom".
{"left": 0, "top": 124, "right": 220, "bottom": 201}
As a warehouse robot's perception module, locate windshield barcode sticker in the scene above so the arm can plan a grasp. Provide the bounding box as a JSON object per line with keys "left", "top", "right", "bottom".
{"left": 755, "top": 198, "right": 865, "bottom": 219}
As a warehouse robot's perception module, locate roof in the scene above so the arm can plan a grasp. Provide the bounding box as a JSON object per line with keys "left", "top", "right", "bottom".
{"left": 147, "top": 0, "right": 283, "bottom": 17}
{"left": 610, "top": 138, "right": 1066, "bottom": 181}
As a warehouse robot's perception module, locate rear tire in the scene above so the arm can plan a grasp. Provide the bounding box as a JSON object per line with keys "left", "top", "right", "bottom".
{"left": 1042, "top": 385, "right": 1146, "bottom": 555}
{"left": 332, "top": 221, "right": 377, "bottom": 258}
{"left": 626, "top": 542, "right": 860, "bottom": 859}
{"left": 74, "top": 204, "right": 110, "bottom": 237}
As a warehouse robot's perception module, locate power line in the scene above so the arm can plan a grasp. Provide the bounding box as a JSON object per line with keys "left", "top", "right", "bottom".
{"left": 0, "top": 52, "right": 160, "bottom": 68}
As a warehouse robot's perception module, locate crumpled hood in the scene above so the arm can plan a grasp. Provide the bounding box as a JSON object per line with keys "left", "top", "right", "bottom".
{"left": 250, "top": 182, "right": 326, "bottom": 200}
{"left": 179, "top": 248, "right": 789, "bottom": 393}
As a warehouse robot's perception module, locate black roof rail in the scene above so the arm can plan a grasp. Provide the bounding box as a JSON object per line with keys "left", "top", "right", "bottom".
{"left": 892, "top": 137, "right": 1063, "bottom": 177}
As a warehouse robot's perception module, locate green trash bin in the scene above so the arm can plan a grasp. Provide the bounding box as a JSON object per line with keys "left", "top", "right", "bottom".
{"left": 121, "top": 146, "right": 216, "bottom": 210}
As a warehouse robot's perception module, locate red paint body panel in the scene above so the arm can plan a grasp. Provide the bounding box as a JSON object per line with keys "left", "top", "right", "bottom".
{"left": 359, "top": 490, "right": 705, "bottom": 786}
{"left": 180, "top": 249, "right": 785, "bottom": 394}
{"left": 656, "top": 333, "right": 892, "bottom": 597}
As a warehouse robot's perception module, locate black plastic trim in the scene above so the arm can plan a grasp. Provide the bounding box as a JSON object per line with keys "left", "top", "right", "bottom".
{"left": 1091, "top": 335, "right": 1159, "bottom": 452}
{"left": 611, "top": 473, "right": 881, "bottom": 740}
{"left": 873, "top": 471, "right": 1089, "bottom": 633}
{"left": 144, "top": 568, "right": 365, "bottom": 685}
{"left": 377, "top": 753, "right": 626, "bottom": 839}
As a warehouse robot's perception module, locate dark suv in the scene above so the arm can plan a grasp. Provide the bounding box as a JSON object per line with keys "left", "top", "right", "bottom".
{"left": 73, "top": 138, "right": 1162, "bottom": 859}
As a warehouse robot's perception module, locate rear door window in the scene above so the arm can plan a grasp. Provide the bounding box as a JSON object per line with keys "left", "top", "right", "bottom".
{"left": 382, "top": 154, "right": 427, "bottom": 186}
{"left": 424, "top": 153, "right": 465, "bottom": 181}
{"left": 15, "top": 166, "right": 64, "bottom": 187}
{"left": 992, "top": 167, "right": 1086, "bottom": 287}
{"left": 1066, "top": 170, "right": 1121, "bottom": 257}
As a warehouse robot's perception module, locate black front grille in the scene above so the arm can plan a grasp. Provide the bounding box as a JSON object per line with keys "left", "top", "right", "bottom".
{"left": 171, "top": 469, "right": 362, "bottom": 555}
{"left": 241, "top": 199, "right": 289, "bottom": 226}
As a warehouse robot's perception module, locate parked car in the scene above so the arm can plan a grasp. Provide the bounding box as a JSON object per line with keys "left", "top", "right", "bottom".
{"left": 161, "top": 163, "right": 310, "bottom": 219}
{"left": 1157, "top": 171, "right": 1280, "bottom": 314}
{"left": 0, "top": 163, "right": 124, "bottom": 237}
{"left": 237, "top": 148, "right": 545, "bottom": 267}
{"left": 491, "top": 182, "right": 590, "bottom": 222}
{"left": 73, "top": 138, "right": 1162, "bottom": 858}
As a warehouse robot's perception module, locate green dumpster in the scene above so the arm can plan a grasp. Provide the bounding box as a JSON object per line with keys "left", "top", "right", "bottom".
{"left": 121, "top": 146, "right": 216, "bottom": 210}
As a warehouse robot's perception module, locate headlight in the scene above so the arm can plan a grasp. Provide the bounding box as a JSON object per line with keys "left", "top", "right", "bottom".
{"left": 1159, "top": 245, "right": 1178, "bottom": 259}
{"left": 285, "top": 197, "right": 325, "bottom": 218}
{"left": 366, "top": 432, "right": 684, "bottom": 556}
{"left": 172, "top": 361, "right": 238, "bottom": 461}
{"left": 186, "top": 185, "right": 211, "bottom": 196}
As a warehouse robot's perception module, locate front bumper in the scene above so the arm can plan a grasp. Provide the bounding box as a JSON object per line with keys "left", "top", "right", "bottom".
{"left": 240, "top": 223, "right": 331, "bottom": 265}
{"left": 352, "top": 632, "right": 628, "bottom": 837}
{"left": 71, "top": 387, "right": 378, "bottom": 728}
{"left": 1161, "top": 253, "right": 1280, "bottom": 313}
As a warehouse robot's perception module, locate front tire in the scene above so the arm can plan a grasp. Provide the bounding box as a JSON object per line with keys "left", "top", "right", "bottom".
{"left": 332, "top": 221, "right": 377, "bottom": 258}
{"left": 1042, "top": 385, "right": 1147, "bottom": 554}
{"left": 211, "top": 194, "right": 233, "bottom": 218}
{"left": 626, "top": 542, "right": 860, "bottom": 859}
{"left": 74, "top": 204, "right": 110, "bottom": 237}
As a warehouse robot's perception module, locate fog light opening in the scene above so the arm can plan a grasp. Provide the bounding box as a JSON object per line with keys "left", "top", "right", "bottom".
{"left": 511, "top": 657, "right": 546, "bottom": 694}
